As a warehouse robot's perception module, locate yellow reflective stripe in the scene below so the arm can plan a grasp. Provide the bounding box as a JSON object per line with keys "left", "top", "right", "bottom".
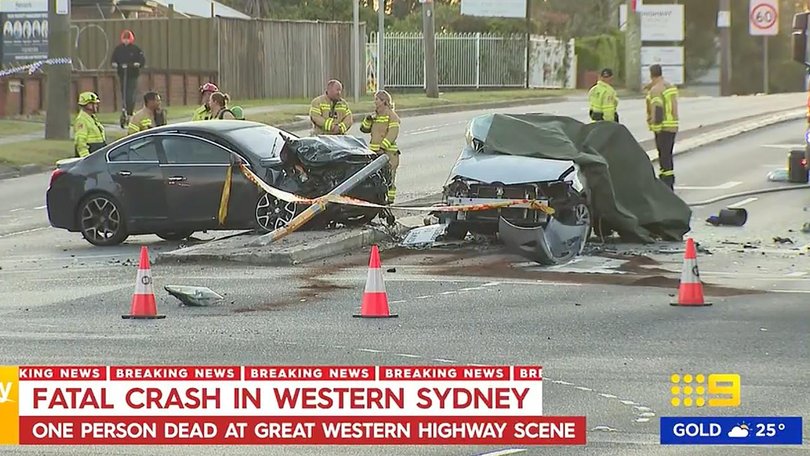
{"left": 361, "top": 118, "right": 372, "bottom": 129}
{"left": 309, "top": 107, "right": 321, "bottom": 114}
{"left": 339, "top": 122, "right": 347, "bottom": 134}
{"left": 388, "top": 122, "right": 400, "bottom": 128}
{"left": 369, "top": 143, "right": 381, "bottom": 151}
{"left": 659, "top": 170, "right": 675, "bottom": 176}
{"left": 324, "top": 118, "right": 333, "bottom": 131}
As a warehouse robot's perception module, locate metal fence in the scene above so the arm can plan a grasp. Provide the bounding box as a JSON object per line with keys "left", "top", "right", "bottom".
{"left": 367, "top": 32, "right": 575, "bottom": 90}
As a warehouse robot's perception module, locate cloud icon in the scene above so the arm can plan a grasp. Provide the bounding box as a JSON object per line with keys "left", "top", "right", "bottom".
{"left": 728, "top": 426, "right": 749, "bottom": 438}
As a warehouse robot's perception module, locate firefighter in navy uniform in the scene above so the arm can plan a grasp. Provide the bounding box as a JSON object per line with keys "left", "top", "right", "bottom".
{"left": 74, "top": 92, "right": 107, "bottom": 158}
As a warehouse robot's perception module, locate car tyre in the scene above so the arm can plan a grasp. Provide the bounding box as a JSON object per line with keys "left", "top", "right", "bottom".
{"left": 78, "top": 193, "right": 129, "bottom": 246}
{"left": 156, "top": 230, "right": 195, "bottom": 241}
{"left": 255, "top": 193, "right": 298, "bottom": 232}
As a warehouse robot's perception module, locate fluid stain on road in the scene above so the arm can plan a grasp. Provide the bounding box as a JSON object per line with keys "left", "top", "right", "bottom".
{"left": 232, "top": 264, "right": 352, "bottom": 314}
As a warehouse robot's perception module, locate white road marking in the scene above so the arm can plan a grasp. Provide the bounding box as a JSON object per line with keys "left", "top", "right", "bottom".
{"left": 9, "top": 208, "right": 23, "bottom": 213}
{"left": 440, "top": 291, "right": 457, "bottom": 295}
{"left": 410, "top": 128, "right": 439, "bottom": 136}
{"left": 727, "top": 197, "right": 758, "bottom": 208}
{"left": 389, "top": 300, "right": 407, "bottom": 304}
{"left": 475, "top": 449, "right": 527, "bottom": 456}
{"left": 761, "top": 144, "right": 806, "bottom": 149}
{"left": 620, "top": 400, "right": 637, "bottom": 405}
{"left": 635, "top": 418, "right": 651, "bottom": 423}
{"left": 0, "top": 227, "right": 48, "bottom": 238}
{"left": 771, "top": 289, "right": 810, "bottom": 294}
{"left": 785, "top": 272, "right": 807, "bottom": 278}
{"left": 599, "top": 393, "right": 618, "bottom": 399}
{"left": 394, "top": 353, "right": 421, "bottom": 358}
{"left": 358, "top": 348, "right": 383, "bottom": 354}
{"left": 575, "top": 386, "right": 593, "bottom": 392}
{"left": 433, "top": 358, "right": 456, "bottom": 363}
{"left": 675, "top": 181, "right": 742, "bottom": 191}
{"left": 34, "top": 205, "right": 46, "bottom": 210}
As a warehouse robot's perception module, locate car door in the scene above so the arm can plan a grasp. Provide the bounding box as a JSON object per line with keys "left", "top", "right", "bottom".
{"left": 106, "top": 136, "right": 168, "bottom": 229}
{"left": 159, "top": 134, "right": 245, "bottom": 229}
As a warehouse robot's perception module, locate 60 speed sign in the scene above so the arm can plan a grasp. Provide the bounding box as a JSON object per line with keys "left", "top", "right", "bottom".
{"left": 749, "top": 0, "right": 779, "bottom": 36}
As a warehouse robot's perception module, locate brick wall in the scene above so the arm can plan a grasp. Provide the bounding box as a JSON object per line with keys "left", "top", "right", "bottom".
{"left": 0, "top": 70, "right": 217, "bottom": 117}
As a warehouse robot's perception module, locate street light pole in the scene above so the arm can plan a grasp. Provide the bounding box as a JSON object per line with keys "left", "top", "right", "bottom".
{"left": 377, "top": 0, "right": 385, "bottom": 91}
{"left": 353, "top": 0, "right": 360, "bottom": 103}
{"left": 423, "top": 0, "right": 438, "bottom": 98}
{"left": 45, "top": 0, "right": 72, "bottom": 140}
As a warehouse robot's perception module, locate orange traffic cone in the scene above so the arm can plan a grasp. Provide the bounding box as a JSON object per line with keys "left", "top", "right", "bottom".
{"left": 354, "top": 245, "right": 398, "bottom": 318}
{"left": 671, "top": 238, "right": 712, "bottom": 307}
{"left": 123, "top": 246, "right": 166, "bottom": 319}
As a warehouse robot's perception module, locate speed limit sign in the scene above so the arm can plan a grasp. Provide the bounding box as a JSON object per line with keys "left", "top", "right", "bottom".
{"left": 749, "top": 0, "right": 779, "bottom": 36}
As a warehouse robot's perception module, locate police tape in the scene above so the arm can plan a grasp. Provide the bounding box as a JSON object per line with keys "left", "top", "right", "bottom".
{"left": 0, "top": 58, "right": 73, "bottom": 78}
{"left": 238, "top": 163, "right": 556, "bottom": 215}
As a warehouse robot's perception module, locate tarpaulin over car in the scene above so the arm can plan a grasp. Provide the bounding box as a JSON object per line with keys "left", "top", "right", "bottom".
{"left": 470, "top": 113, "right": 691, "bottom": 242}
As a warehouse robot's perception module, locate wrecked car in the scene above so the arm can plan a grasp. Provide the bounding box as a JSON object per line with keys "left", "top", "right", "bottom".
{"left": 46, "top": 120, "right": 390, "bottom": 246}
{"left": 436, "top": 114, "right": 592, "bottom": 265}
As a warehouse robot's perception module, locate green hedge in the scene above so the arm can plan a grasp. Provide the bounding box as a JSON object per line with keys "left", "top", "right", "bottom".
{"left": 575, "top": 32, "right": 625, "bottom": 84}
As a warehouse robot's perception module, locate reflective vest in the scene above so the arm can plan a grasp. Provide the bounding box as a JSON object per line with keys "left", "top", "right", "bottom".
{"left": 309, "top": 94, "right": 352, "bottom": 135}
{"left": 587, "top": 80, "right": 618, "bottom": 122}
{"left": 127, "top": 107, "right": 155, "bottom": 135}
{"left": 192, "top": 105, "right": 213, "bottom": 121}
{"left": 74, "top": 110, "right": 106, "bottom": 158}
{"left": 359, "top": 109, "right": 400, "bottom": 153}
{"left": 646, "top": 79, "right": 679, "bottom": 133}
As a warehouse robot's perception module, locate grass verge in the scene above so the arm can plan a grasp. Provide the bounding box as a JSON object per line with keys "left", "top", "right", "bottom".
{"left": 0, "top": 120, "right": 47, "bottom": 136}
{"left": 0, "top": 131, "right": 126, "bottom": 167}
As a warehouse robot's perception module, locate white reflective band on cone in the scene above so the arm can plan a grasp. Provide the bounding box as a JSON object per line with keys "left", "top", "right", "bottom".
{"left": 365, "top": 268, "right": 386, "bottom": 293}
{"left": 134, "top": 268, "right": 155, "bottom": 295}
{"left": 680, "top": 258, "right": 700, "bottom": 284}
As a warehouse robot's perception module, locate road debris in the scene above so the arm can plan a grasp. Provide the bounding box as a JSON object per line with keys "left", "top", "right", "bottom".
{"left": 706, "top": 208, "right": 748, "bottom": 227}
{"left": 165, "top": 285, "right": 224, "bottom": 307}
{"left": 400, "top": 224, "right": 446, "bottom": 249}
{"left": 773, "top": 237, "right": 794, "bottom": 244}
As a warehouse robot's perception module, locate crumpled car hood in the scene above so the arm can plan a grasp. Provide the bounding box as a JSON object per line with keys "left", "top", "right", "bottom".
{"left": 448, "top": 149, "right": 576, "bottom": 185}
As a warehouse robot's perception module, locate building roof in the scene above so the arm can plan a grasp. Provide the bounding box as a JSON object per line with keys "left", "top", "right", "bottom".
{"left": 151, "top": 0, "right": 250, "bottom": 19}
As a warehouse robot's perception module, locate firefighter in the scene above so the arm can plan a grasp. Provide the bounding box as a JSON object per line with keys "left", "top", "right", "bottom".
{"left": 588, "top": 68, "right": 619, "bottom": 122}
{"left": 126, "top": 91, "right": 162, "bottom": 135}
{"left": 360, "top": 90, "right": 400, "bottom": 202}
{"left": 193, "top": 82, "right": 219, "bottom": 121}
{"left": 309, "top": 79, "right": 352, "bottom": 135}
{"left": 74, "top": 92, "right": 107, "bottom": 158}
{"left": 645, "top": 64, "right": 679, "bottom": 190}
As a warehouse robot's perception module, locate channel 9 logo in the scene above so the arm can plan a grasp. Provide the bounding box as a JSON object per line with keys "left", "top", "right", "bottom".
{"left": 670, "top": 374, "right": 740, "bottom": 408}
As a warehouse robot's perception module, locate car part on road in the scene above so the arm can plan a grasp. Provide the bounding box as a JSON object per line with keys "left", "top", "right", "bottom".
{"left": 767, "top": 169, "right": 789, "bottom": 182}
{"left": 788, "top": 149, "right": 808, "bottom": 183}
{"left": 165, "top": 285, "right": 223, "bottom": 307}
{"left": 498, "top": 202, "right": 591, "bottom": 266}
{"left": 249, "top": 153, "right": 392, "bottom": 247}
{"left": 156, "top": 230, "right": 195, "bottom": 241}
{"left": 78, "top": 194, "right": 129, "bottom": 246}
{"left": 705, "top": 208, "right": 748, "bottom": 227}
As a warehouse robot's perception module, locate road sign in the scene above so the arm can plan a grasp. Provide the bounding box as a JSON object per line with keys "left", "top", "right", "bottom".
{"left": 461, "top": 0, "right": 526, "bottom": 19}
{"left": 749, "top": 0, "right": 778, "bottom": 36}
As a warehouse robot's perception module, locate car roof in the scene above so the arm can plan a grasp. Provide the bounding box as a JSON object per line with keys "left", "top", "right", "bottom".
{"left": 146, "top": 119, "right": 276, "bottom": 135}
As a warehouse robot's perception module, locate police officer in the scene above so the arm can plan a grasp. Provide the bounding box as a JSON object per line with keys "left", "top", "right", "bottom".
{"left": 588, "top": 68, "right": 619, "bottom": 123}
{"left": 360, "top": 90, "right": 400, "bottom": 202}
{"left": 645, "top": 64, "right": 679, "bottom": 190}
{"left": 74, "top": 92, "right": 106, "bottom": 158}
{"left": 309, "top": 79, "right": 352, "bottom": 135}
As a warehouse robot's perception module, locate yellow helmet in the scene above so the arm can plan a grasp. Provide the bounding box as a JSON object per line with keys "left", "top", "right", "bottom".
{"left": 78, "top": 91, "right": 100, "bottom": 106}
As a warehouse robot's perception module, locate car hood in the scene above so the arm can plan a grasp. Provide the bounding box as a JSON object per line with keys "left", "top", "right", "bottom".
{"left": 447, "top": 146, "right": 577, "bottom": 185}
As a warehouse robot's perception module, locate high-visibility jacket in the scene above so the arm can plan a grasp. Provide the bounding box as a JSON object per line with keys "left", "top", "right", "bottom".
{"left": 309, "top": 94, "right": 352, "bottom": 135}
{"left": 127, "top": 107, "right": 155, "bottom": 135}
{"left": 359, "top": 109, "right": 400, "bottom": 153}
{"left": 74, "top": 110, "right": 106, "bottom": 158}
{"left": 587, "top": 80, "right": 618, "bottom": 122}
{"left": 646, "top": 79, "right": 679, "bottom": 133}
{"left": 192, "top": 105, "right": 213, "bottom": 121}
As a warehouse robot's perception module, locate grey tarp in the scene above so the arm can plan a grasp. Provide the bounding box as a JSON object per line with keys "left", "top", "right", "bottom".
{"left": 476, "top": 113, "right": 691, "bottom": 243}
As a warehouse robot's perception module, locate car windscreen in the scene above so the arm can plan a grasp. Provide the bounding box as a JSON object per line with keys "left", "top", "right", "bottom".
{"left": 225, "top": 125, "right": 297, "bottom": 159}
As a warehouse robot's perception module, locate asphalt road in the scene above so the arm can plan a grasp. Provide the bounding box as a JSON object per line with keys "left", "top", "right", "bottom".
{"left": 1, "top": 118, "right": 809, "bottom": 454}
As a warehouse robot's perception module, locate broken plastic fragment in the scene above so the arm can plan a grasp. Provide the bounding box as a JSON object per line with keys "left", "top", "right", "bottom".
{"left": 165, "top": 285, "right": 224, "bottom": 307}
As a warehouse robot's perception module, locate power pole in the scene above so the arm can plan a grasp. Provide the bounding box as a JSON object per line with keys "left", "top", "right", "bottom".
{"left": 377, "top": 0, "right": 385, "bottom": 91}
{"left": 423, "top": 0, "right": 439, "bottom": 98}
{"left": 719, "top": 0, "right": 732, "bottom": 96}
{"left": 353, "top": 0, "right": 360, "bottom": 103}
{"left": 45, "top": 0, "right": 72, "bottom": 140}
{"left": 624, "top": 0, "right": 641, "bottom": 92}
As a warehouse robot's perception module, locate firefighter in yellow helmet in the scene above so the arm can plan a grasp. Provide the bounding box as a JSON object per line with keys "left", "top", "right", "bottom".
{"left": 74, "top": 92, "right": 107, "bottom": 158}
{"left": 360, "top": 90, "right": 400, "bottom": 202}
{"left": 309, "top": 79, "right": 353, "bottom": 135}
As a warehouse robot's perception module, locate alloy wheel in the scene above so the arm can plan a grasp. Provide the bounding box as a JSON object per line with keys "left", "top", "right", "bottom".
{"left": 255, "top": 193, "right": 298, "bottom": 232}
{"left": 80, "top": 196, "right": 126, "bottom": 246}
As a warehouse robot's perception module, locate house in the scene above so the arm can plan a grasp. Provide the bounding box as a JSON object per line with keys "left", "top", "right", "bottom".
{"left": 71, "top": 0, "right": 250, "bottom": 20}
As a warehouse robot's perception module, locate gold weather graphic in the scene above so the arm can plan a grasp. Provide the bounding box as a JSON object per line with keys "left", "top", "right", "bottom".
{"left": 670, "top": 373, "right": 741, "bottom": 407}
{"left": 0, "top": 366, "right": 20, "bottom": 445}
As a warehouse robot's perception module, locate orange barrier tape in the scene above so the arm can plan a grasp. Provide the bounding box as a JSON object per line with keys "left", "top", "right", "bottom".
{"left": 239, "top": 163, "right": 555, "bottom": 215}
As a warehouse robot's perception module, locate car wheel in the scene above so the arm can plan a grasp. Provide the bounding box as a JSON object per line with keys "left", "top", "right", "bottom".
{"left": 78, "top": 194, "right": 129, "bottom": 246}
{"left": 156, "top": 230, "right": 194, "bottom": 241}
{"left": 255, "top": 193, "right": 298, "bottom": 232}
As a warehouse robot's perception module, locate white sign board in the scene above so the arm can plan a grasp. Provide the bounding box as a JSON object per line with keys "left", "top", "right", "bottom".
{"left": 0, "top": 0, "right": 48, "bottom": 13}
{"left": 641, "top": 65, "right": 684, "bottom": 86}
{"left": 749, "top": 0, "right": 778, "bottom": 36}
{"left": 461, "top": 0, "right": 526, "bottom": 19}
{"left": 56, "top": 0, "right": 69, "bottom": 15}
{"left": 620, "top": 4, "right": 685, "bottom": 42}
{"left": 641, "top": 46, "right": 684, "bottom": 66}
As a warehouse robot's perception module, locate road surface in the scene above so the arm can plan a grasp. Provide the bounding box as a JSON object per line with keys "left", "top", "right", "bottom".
{"left": 0, "top": 116, "right": 808, "bottom": 454}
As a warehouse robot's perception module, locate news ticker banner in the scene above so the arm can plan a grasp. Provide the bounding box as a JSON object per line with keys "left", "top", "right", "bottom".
{"left": 660, "top": 417, "right": 804, "bottom": 445}
{"left": 0, "top": 365, "right": 587, "bottom": 446}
